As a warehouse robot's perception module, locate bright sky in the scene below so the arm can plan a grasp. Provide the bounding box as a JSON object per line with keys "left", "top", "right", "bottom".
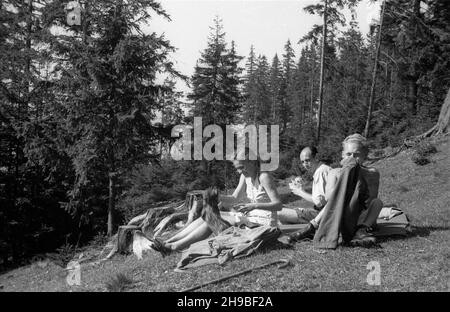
{"left": 145, "top": 0, "right": 381, "bottom": 94}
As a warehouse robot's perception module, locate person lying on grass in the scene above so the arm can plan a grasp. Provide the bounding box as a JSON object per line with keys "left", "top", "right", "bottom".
{"left": 150, "top": 149, "right": 283, "bottom": 256}
{"left": 287, "top": 133, "right": 384, "bottom": 247}
{"left": 277, "top": 146, "right": 332, "bottom": 225}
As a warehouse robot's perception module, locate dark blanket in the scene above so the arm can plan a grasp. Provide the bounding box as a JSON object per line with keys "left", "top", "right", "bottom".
{"left": 176, "top": 225, "right": 281, "bottom": 270}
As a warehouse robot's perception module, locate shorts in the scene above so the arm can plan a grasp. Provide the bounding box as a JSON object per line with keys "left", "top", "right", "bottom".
{"left": 294, "top": 208, "right": 319, "bottom": 223}
{"left": 220, "top": 211, "right": 268, "bottom": 228}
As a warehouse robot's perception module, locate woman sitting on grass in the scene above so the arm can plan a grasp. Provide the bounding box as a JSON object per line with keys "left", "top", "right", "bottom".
{"left": 151, "top": 149, "right": 283, "bottom": 256}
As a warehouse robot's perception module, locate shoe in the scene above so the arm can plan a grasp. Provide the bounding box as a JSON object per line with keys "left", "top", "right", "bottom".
{"left": 350, "top": 226, "right": 377, "bottom": 247}
{"left": 287, "top": 223, "right": 316, "bottom": 244}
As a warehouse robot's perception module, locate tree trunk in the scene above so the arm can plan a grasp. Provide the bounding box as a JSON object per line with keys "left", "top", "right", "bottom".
{"left": 316, "top": 0, "right": 327, "bottom": 143}
{"left": 436, "top": 89, "right": 450, "bottom": 134}
{"left": 408, "top": 0, "right": 421, "bottom": 115}
{"left": 408, "top": 78, "right": 418, "bottom": 115}
{"left": 310, "top": 61, "right": 315, "bottom": 121}
{"left": 107, "top": 172, "right": 117, "bottom": 236}
{"left": 418, "top": 88, "right": 450, "bottom": 138}
{"left": 364, "top": 0, "right": 386, "bottom": 138}
{"left": 117, "top": 225, "right": 140, "bottom": 254}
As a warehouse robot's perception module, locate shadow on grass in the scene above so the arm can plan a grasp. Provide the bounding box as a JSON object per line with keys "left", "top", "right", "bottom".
{"left": 409, "top": 225, "right": 450, "bottom": 237}
{"left": 377, "top": 225, "right": 450, "bottom": 243}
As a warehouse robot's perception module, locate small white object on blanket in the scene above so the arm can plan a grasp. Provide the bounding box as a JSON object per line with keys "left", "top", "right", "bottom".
{"left": 132, "top": 231, "right": 155, "bottom": 260}
{"left": 378, "top": 206, "right": 403, "bottom": 220}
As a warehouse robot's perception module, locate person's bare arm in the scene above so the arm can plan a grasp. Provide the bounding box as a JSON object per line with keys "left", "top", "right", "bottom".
{"left": 232, "top": 174, "right": 246, "bottom": 199}
{"left": 289, "top": 179, "right": 314, "bottom": 203}
{"left": 219, "top": 174, "right": 246, "bottom": 210}
{"left": 291, "top": 186, "right": 314, "bottom": 203}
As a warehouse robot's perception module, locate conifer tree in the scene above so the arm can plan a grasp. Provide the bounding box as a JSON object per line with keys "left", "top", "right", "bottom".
{"left": 188, "top": 16, "right": 243, "bottom": 125}
{"left": 269, "top": 54, "right": 283, "bottom": 123}
{"left": 44, "top": 0, "right": 178, "bottom": 236}
{"left": 280, "top": 40, "right": 296, "bottom": 132}
{"left": 242, "top": 45, "right": 258, "bottom": 124}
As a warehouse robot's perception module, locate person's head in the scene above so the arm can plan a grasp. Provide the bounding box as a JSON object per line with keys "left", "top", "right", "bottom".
{"left": 341, "top": 133, "right": 369, "bottom": 164}
{"left": 232, "top": 147, "right": 260, "bottom": 178}
{"left": 299, "top": 146, "right": 319, "bottom": 171}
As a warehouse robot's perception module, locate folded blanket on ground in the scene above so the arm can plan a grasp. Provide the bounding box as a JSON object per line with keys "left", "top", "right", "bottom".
{"left": 279, "top": 207, "right": 411, "bottom": 237}
{"left": 176, "top": 225, "right": 282, "bottom": 271}
{"left": 374, "top": 212, "right": 411, "bottom": 237}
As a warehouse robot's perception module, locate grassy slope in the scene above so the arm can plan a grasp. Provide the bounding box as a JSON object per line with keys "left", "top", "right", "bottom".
{"left": 1, "top": 137, "right": 449, "bottom": 292}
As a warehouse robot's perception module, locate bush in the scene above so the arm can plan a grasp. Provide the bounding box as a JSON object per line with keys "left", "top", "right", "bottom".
{"left": 45, "top": 242, "right": 76, "bottom": 267}
{"left": 411, "top": 141, "right": 438, "bottom": 165}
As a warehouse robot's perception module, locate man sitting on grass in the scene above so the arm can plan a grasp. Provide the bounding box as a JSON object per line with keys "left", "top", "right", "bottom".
{"left": 287, "top": 134, "right": 384, "bottom": 248}
{"left": 278, "top": 146, "right": 332, "bottom": 225}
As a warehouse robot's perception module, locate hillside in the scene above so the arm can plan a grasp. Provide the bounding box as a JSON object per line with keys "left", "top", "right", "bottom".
{"left": 1, "top": 136, "right": 449, "bottom": 292}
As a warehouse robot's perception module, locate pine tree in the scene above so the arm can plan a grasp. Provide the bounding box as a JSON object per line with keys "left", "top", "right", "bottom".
{"left": 379, "top": 0, "right": 450, "bottom": 140}
{"left": 331, "top": 24, "right": 370, "bottom": 137}
{"left": 364, "top": 0, "right": 386, "bottom": 138}
{"left": 254, "top": 55, "right": 271, "bottom": 124}
{"left": 242, "top": 45, "right": 258, "bottom": 124}
{"left": 188, "top": 16, "right": 243, "bottom": 125}
{"left": 301, "top": 0, "right": 360, "bottom": 142}
{"left": 160, "top": 79, "right": 184, "bottom": 126}
{"left": 44, "top": 0, "right": 178, "bottom": 236}
{"left": 279, "top": 40, "right": 296, "bottom": 133}
{"left": 268, "top": 54, "right": 283, "bottom": 123}
{"left": 0, "top": 0, "right": 60, "bottom": 262}
{"left": 289, "top": 46, "right": 313, "bottom": 139}
{"left": 222, "top": 40, "right": 244, "bottom": 121}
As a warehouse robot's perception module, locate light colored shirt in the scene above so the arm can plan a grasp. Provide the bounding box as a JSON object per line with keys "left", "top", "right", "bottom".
{"left": 244, "top": 176, "right": 278, "bottom": 227}
{"left": 312, "top": 164, "right": 332, "bottom": 208}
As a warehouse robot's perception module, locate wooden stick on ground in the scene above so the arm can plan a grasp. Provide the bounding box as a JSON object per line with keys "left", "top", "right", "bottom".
{"left": 179, "top": 258, "right": 292, "bottom": 292}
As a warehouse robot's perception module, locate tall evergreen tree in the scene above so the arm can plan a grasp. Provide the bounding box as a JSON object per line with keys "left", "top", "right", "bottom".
{"left": 242, "top": 45, "right": 258, "bottom": 124}
{"left": 330, "top": 24, "right": 370, "bottom": 138}
{"left": 280, "top": 40, "right": 296, "bottom": 132}
{"left": 254, "top": 55, "right": 271, "bottom": 124}
{"left": 0, "top": 0, "right": 67, "bottom": 262}
{"left": 188, "top": 16, "right": 243, "bottom": 125}
{"left": 269, "top": 54, "right": 283, "bottom": 123}
{"left": 301, "top": 0, "right": 360, "bottom": 142}
{"left": 160, "top": 79, "right": 184, "bottom": 126}
{"left": 43, "top": 0, "right": 178, "bottom": 236}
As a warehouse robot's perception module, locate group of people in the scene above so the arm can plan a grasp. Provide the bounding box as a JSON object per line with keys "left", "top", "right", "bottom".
{"left": 151, "top": 133, "right": 384, "bottom": 256}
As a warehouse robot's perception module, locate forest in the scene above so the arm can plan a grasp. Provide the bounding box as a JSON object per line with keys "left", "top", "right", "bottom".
{"left": 0, "top": 0, "right": 449, "bottom": 268}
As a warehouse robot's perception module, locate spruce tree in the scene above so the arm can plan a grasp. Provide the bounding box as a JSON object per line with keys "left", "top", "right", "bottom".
{"left": 43, "top": 0, "right": 178, "bottom": 236}
{"left": 242, "top": 45, "right": 258, "bottom": 124}
{"left": 188, "top": 16, "right": 243, "bottom": 125}
{"left": 280, "top": 40, "right": 296, "bottom": 133}
{"left": 254, "top": 55, "right": 271, "bottom": 125}
{"left": 269, "top": 54, "right": 283, "bottom": 123}
{"left": 0, "top": 0, "right": 60, "bottom": 261}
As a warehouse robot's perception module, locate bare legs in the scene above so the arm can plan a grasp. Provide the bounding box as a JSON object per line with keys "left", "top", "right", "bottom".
{"left": 277, "top": 208, "right": 300, "bottom": 224}
{"left": 165, "top": 217, "right": 204, "bottom": 243}
{"left": 165, "top": 220, "right": 212, "bottom": 251}
{"left": 278, "top": 207, "right": 318, "bottom": 224}
{"left": 162, "top": 211, "right": 241, "bottom": 251}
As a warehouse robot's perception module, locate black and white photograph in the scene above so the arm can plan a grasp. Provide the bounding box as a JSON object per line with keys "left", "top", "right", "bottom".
{"left": 0, "top": 0, "right": 449, "bottom": 296}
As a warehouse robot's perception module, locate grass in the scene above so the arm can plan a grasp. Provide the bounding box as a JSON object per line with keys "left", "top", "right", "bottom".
{"left": 0, "top": 136, "right": 449, "bottom": 292}
{"left": 411, "top": 140, "right": 438, "bottom": 165}
{"left": 105, "top": 273, "right": 134, "bottom": 292}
